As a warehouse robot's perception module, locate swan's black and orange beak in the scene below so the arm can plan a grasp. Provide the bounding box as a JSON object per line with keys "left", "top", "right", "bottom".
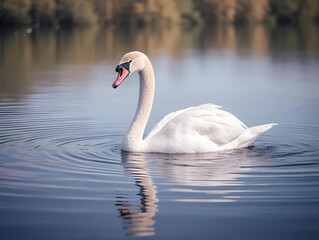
{"left": 112, "top": 61, "right": 131, "bottom": 88}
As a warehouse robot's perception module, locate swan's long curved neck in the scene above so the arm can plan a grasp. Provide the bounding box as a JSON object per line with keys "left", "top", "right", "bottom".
{"left": 122, "top": 59, "right": 155, "bottom": 151}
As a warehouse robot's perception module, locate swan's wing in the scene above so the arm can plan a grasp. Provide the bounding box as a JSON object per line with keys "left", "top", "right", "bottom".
{"left": 146, "top": 104, "right": 222, "bottom": 139}
{"left": 145, "top": 104, "right": 248, "bottom": 147}
{"left": 146, "top": 106, "right": 197, "bottom": 139}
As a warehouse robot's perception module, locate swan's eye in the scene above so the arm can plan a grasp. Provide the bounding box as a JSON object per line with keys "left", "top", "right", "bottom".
{"left": 121, "top": 61, "right": 131, "bottom": 72}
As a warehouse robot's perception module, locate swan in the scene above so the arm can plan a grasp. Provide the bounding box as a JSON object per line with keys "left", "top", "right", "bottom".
{"left": 112, "top": 51, "right": 276, "bottom": 153}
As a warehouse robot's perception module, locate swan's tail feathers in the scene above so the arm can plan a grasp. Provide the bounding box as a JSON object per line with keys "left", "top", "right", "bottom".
{"left": 222, "top": 123, "right": 277, "bottom": 150}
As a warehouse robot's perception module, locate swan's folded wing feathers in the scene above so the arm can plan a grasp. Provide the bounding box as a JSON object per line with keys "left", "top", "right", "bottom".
{"left": 146, "top": 104, "right": 247, "bottom": 147}
{"left": 187, "top": 107, "right": 247, "bottom": 146}
{"left": 146, "top": 107, "right": 191, "bottom": 139}
{"left": 146, "top": 104, "right": 221, "bottom": 139}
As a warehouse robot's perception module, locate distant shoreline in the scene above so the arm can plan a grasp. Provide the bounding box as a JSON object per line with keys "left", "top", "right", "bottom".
{"left": 1, "top": 0, "right": 319, "bottom": 29}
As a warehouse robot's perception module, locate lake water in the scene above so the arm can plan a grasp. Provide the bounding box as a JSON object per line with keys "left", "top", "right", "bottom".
{"left": 1, "top": 24, "right": 319, "bottom": 239}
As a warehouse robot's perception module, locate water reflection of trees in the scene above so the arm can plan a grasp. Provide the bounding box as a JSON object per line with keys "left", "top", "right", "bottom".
{"left": 1, "top": 24, "right": 318, "bottom": 95}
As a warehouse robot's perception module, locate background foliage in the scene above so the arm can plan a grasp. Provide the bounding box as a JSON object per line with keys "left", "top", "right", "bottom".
{"left": 0, "top": 0, "right": 319, "bottom": 27}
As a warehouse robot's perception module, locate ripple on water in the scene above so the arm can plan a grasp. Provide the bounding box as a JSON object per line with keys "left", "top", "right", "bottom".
{"left": 1, "top": 104, "right": 319, "bottom": 237}
{"left": 0, "top": 119, "right": 128, "bottom": 206}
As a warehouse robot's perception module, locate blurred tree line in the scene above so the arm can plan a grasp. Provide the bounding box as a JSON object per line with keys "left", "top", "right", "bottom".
{"left": 1, "top": 0, "right": 319, "bottom": 28}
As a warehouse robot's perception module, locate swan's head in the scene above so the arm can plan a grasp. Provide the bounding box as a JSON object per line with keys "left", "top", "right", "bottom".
{"left": 112, "top": 51, "right": 146, "bottom": 88}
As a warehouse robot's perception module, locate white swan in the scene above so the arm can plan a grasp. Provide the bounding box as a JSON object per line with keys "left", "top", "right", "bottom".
{"left": 112, "top": 51, "right": 276, "bottom": 153}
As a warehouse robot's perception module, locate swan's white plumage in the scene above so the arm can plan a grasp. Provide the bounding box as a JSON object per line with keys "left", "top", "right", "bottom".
{"left": 143, "top": 103, "right": 275, "bottom": 153}
{"left": 113, "top": 51, "right": 276, "bottom": 153}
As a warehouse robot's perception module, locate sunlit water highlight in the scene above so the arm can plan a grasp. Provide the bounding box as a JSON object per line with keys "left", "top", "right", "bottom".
{"left": 1, "top": 25, "right": 319, "bottom": 239}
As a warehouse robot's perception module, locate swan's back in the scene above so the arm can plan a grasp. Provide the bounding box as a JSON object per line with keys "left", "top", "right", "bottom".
{"left": 143, "top": 104, "right": 273, "bottom": 153}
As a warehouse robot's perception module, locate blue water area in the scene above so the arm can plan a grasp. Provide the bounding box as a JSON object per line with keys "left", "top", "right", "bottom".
{"left": 0, "top": 25, "right": 319, "bottom": 239}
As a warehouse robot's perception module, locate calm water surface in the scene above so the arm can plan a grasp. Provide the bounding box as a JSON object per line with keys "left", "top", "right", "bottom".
{"left": 1, "top": 24, "right": 319, "bottom": 239}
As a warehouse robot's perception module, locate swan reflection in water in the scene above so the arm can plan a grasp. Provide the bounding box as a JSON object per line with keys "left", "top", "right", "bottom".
{"left": 116, "top": 147, "right": 269, "bottom": 236}
{"left": 116, "top": 152, "right": 158, "bottom": 237}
